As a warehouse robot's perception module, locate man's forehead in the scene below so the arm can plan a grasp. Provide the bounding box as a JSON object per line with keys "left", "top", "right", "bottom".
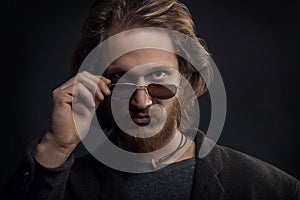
{"left": 99, "top": 28, "right": 180, "bottom": 76}
{"left": 105, "top": 62, "right": 178, "bottom": 76}
{"left": 105, "top": 29, "right": 175, "bottom": 59}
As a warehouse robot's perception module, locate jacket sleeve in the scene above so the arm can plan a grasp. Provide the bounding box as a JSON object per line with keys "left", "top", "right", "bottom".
{"left": 1, "top": 138, "right": 75, "bottom": 200}
{"left": 292, "top": 177, "right": 300, "bottom": 200}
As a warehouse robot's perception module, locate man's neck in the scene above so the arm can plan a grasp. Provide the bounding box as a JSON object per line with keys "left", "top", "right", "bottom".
{"left": 115, "top": 128, "right": 196, "bottom": 165}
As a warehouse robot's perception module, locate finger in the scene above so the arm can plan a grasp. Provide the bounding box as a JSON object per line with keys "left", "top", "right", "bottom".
{"left": 82, "top": 71, "right": 111, "bottom": 86}
{"left": 60, "top": 79, "right": 104, "bottom": 107}
{"left": 82, "top": 71, "right": 111, "bottom": 96}
{"left": 100, "top": 76, "right": 111, "bottom": 84}
{"left": 98, "top": 79, "right": 111, "bottom": 96}
{"left": 52, "top": 87, "right": 73, "bottom": 105}
{"left": 78, "top": 77, "right": 109, "bottom": 103}
{"left": 60, "top": 71, "right": 111, "bottom": 108}
{"left": 59, "top": 73, "right": 98, "bottom": 99}
{"left": 59, "top": 76, "right": 76, "bottom": 90}
{"left": 59, "top": 82, "right": 95, "bottom": 118}
{"left": 76, "top": 82, "right": 96, "bottom": 109}
{"left": 77, "top": 73, "right": 99, "bottom": 95}
{"left": 95, "top": 88, "right": 105, "bottom": 102}
{"left": 81, "top": 71, "right": 100, "bottom": 82}
{"left": 73, "top": 101, "right": 92, "bottom": 118}
{"left": 59, "top": 85, "right": 73, "bottom": 96}
{"left": 81, "top": 71, "right": 111, "bottom": 97}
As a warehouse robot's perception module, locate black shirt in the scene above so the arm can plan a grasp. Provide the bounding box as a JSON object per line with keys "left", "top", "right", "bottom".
{"left": 102, "top": 158, "right": 196, "bottom": 200}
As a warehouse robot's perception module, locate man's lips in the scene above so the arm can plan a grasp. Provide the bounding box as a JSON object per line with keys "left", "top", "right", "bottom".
{"left": 131, "top": 114, "right": 151, "bottom": 125}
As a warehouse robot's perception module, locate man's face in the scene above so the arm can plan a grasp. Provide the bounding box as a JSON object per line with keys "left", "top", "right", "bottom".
{"left": 99, "top": 30, "right": 182, "bottom": 152}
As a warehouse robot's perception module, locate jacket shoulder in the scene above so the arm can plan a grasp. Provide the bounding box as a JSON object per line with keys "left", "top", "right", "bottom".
{"left": 216, "top": 145, "right": 300, "bottom": 199}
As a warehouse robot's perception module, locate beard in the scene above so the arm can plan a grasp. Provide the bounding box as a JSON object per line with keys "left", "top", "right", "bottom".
{"left": 96, "top": 98, "right": 181, "bottom": 153}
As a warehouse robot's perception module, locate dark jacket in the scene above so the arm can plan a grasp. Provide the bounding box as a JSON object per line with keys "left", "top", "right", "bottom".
{"left": 2, "top": 132, "right": 300, "bottom": 200}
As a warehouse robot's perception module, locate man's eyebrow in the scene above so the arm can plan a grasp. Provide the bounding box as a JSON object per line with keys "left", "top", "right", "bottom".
{"left": 103, "top": 63, "right": 177, "bottom": 77}
{"left": 147, "top": 64, "right": 176, "bottom": 70}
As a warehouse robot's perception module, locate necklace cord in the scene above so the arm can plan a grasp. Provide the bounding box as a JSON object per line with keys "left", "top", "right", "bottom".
{"left": 151, "top": 133, "right": 188, "bottom": 169}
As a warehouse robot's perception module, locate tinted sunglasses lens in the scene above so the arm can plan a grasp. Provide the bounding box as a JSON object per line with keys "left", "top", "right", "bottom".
{"left": 148, "top": 84, "right": 177, "bottom": 99}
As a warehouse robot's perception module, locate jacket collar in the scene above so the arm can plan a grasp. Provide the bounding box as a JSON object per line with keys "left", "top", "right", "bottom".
{"left": 191, "top": 131, "right": 225, "bottom": 200}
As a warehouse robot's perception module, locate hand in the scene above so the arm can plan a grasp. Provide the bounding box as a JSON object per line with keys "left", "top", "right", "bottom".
{"left": 34, "top": 71, "right": 111, "bottom": 167}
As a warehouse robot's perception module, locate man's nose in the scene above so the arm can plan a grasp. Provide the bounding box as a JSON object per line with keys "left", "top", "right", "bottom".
{"left": 130, "top": 87, "right": 153, "bottom": 110}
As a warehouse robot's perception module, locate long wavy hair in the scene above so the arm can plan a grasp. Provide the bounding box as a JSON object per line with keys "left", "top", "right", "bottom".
{"left": 70, "top": 0, "right": 213, "bottom": 131}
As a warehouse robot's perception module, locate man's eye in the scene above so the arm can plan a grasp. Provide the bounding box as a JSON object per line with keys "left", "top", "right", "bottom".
{"left": 112, "top": 72, "right": 125, "bottom": 79}
{"left": 150, "top": 71, "right": 168, "bottom": 80}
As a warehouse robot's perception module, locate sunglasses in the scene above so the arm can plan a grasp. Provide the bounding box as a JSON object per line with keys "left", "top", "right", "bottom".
{"left": 108, "top": 83, "right": 180, "bottom": 100}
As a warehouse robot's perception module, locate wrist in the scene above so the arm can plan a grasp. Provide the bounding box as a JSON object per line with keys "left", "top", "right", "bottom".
{"left": 34, "top": 132, "right": 77, "bottom": 168}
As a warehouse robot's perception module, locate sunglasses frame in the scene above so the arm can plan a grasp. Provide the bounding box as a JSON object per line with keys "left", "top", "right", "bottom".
{"left": 108, "top": 82, "right": 181, "bottom": 100}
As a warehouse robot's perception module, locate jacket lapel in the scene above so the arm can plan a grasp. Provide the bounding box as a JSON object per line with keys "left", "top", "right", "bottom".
{"left": 191, "top": 132, "right": 225, "bottom": 200}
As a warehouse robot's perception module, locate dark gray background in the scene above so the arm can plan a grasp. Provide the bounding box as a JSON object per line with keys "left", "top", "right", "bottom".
{"left": 1, "top": 0, "right": 299, "bottom": 193}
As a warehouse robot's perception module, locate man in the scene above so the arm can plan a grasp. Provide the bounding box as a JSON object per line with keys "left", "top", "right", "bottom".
{"left": 2, "top": 0, "right": 300, "bottom": 199}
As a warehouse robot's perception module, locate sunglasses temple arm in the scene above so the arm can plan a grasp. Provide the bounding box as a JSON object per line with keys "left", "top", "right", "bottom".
{"left": 143, "top": 86, "right": 151, "bottom": 99}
